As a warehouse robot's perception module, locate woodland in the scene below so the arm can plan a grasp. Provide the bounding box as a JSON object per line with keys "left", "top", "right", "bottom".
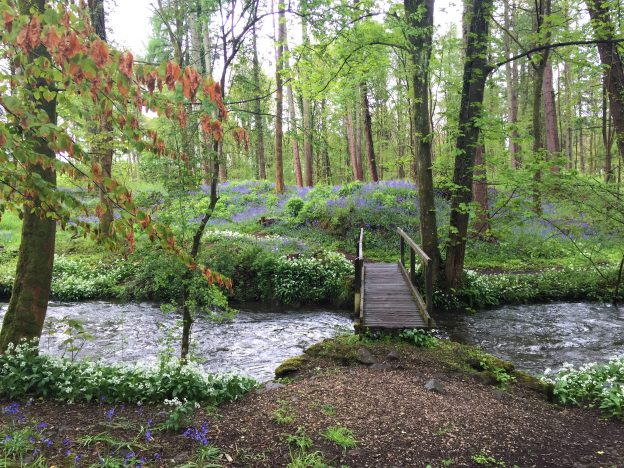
{"left": 0, "top": 0, "right": 623, "bottom": 466}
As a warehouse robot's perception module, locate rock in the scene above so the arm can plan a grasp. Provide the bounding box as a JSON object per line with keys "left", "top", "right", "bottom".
{"left": 172, "top": 452, "right": 190, "bottom": 464}
{"left": 424, "top": 378, "right": 445, "bottom": 394}
{"left": 492, "top": 389, "right": 507, "bottom": 401}
{"left": 386, "top": 350, "right": 400, "bottom": 361}
{"left": 275, "top": 355, "right": 309, "bottom": 378}
{"left": 356, "top": 347, "right": 376, "bottom": 365}
{"left": 369, "top": 363, "right": 390, "bottom": 370}
{"left": 256, "top": 382, "right": 285, "bottom": 394}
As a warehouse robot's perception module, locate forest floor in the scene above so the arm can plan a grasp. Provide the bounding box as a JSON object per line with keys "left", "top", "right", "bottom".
{"left": 2, "top": 338, "right": 622, "bottom": 467}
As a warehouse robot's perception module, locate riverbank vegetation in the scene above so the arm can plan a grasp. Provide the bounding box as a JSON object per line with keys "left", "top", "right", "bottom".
{"left": 1, "top": 0, "right": 623, "bottom": 465}
{"left": 1, "top": 335, "right": 622, "bottom": 466}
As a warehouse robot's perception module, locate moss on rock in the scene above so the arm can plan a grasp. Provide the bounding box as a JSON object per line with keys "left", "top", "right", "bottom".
{"left": 275, "top": 355, "right": 310, "bottom": 378}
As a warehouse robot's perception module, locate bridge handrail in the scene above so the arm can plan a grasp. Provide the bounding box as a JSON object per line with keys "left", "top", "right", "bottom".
{"left": 353, "top": 228, "right": 364, "bottom": 318}
{"left": 396, "top": 227, "right": 434, "bottom": 325}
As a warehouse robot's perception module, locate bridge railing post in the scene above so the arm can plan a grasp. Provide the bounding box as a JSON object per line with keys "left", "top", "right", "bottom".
{"left": 424, "top": 260, "right": 433, "bottom": 322}
{"left": 400, "top": 236, "right": 405, "bottom": 267}
{"left": 354, "top": 228, "right": 364, "bottom": 320}
{"left": 410, "top": 249, "right": 416, "bottom": 285}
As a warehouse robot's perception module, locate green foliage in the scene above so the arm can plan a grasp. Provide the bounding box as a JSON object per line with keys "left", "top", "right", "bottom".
{"left": 286, "top": 427, "right": 328, "bottom": 468}
{"left": 322, "top": 426, "right": 358, "bottom": 450}
{"left": 398, "top": 329, "right": 438, "bottom": 348}
{"left": 160, "top": 399, "right": 199, "bottom": 431}
{"left": 471, "top": 451, "right": 507, "bottom": 466}
{"left": 122, "top": 248, "right": 231, "bottom": 314}
{"left": 273, "top": 400, "right": 296, "bottom": 425}
{"left": 202, "top": 232, "right": 353, "bottom": 305}
{"left": 286, "top": 197, "right": 305, "bottom": 218}
{"left": 543, "top": 355, "right": 624, "bottom": 419}
{"left": 0, "top": 341, "right": 256, "bottom": 405}
{"left": 479, "top": 361, "right": 516, "bottom": 389}
{"left": 435, "top": 267, "right": 624, "bottom": 312}
{"left": 51, "top": 255, "right": 130, "bottom": 301}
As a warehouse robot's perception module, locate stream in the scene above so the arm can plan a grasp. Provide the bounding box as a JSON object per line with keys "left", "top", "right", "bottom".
{"left": 0, "top": 301, "right": 622, "bottom": 381}
{"left": 0, "top": 301, "right": 352, "bottom": 382}
{"left": 437, "top": 302, "right": 624, "bottom": 375}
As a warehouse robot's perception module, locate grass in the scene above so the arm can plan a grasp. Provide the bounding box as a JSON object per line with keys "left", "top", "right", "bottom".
{"left": 273, "top": 400, "right": 296, "bottom": 425}
{"left": 322, "top": 426, "right": 358, "bottom": 450}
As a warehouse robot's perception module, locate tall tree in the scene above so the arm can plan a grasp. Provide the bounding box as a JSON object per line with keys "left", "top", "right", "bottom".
{"left": 88, "top": 0, "right": 114, "bottom": 235}
{"left": 361, "top": 83, "right": 379, "bottom": 182}
{"left": 586, "top": 0, "right": 624, "bottom": 177}
{"left": 301, "top": 0, "right": 314, "bottom": 187}
{"left": 274, "top": 3, "right": 286, "bottom": 193}
{"left": 0, "top": 0, "right": 57, "bottom": 352}
{"left": 345, "top": 106, "right": 364, "bottom": 180}
{"left": 404, "top": 0, "right": 442, "bottom": 279}
{"left": 503, "top": 0, "right": 521, "bottom": 167}
{"left": 444, "top": 0, "right": 494, "bottom": 287}
{"left": 284, "top": 20, "right": 304, "bottom": 187}
{"left": 251, "top": 22, "right": 267, "bottom": 179}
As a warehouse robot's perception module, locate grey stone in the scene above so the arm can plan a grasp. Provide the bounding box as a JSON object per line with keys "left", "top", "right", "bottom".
{"left": 424, "top": 378, "right": 445, "bottom": 394}
{"left": 172, "top": 452, "right": 190, "bottom": 464}
{"left": 369, "top": 363, "right": 391, "bottom": 370}
{"left": 256, "top": 382, "right": 285, "bottom": 394}
{"left": 386, "top": 350, "right": 400, "bottom": 361}
{"left": 356, "top": 347, "right": 377, "bottom": 365}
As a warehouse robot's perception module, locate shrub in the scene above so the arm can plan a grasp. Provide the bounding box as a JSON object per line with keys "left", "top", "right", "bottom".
{"left": 543, "top": 355, "right": 624, "bottom": 419}
{"left": 285, "top": 197, "right": 305, "bottom": 218}
{"left": 0, "top": 341, "right": 256, "bottom": 405}
{"left": 52, "top": 255, "right": 130, "bottom": 301}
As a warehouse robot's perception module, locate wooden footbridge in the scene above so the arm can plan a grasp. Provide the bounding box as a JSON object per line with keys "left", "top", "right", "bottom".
{"left": 354, "top": 228, "right": 435, "bottom": 330}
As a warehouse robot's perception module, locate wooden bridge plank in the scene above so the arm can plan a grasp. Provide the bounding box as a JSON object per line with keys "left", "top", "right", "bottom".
{"left": 361, "top": 262, "right": 430, "bottom": 330}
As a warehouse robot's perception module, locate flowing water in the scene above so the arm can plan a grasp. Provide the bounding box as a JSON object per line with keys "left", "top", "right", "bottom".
{"left": 437, "top": 302, "right": 624, "bottom": 375}
{"left": 0, "top": 302, "right": 352, "bottom": 382}
{"left": 1, "top": 301, "right": 622, "bottom": 380}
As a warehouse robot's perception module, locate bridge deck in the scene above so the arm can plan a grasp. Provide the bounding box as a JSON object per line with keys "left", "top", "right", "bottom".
{"left": 362, "top": 263, "right": 428, "bottom": 329}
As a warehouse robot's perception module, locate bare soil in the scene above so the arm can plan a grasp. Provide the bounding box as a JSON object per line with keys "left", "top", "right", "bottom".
{"left": 1, "top": 339, "right": 622, "bottom": 467}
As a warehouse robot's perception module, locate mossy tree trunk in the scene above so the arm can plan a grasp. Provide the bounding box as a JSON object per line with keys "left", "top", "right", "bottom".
{"left": 0, "top": 0, "right": 57, "bottom": 353}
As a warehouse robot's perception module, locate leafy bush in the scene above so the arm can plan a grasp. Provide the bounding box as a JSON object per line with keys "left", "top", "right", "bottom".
{"left": 434, "top": 267, "right": 624, "bottom": 312}
{"left": 398, "top": 329, "right": 438, "bottom": 348}
{"left": 285, "top": 197, "right": 305, "bottom": 218}
{"left": 543, "top": 355, "right": 624, "bottom": 419}
{"left": 271, "top": 252, "right": 353, "bottom": 305}
{"left": 0, "top": 341, "right": 256, "bottom": 405}
{"left": 202, "top": 232, "right": 353, "bottom": 305}
{"left": 121, "top": 249, "right": 231, "bottom": 314}
{"left": 52, "top": 255, "right": 130, "bottom": 301}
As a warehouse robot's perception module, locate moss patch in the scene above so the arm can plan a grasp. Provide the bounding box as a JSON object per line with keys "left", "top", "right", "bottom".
{"left": 274, "top": 355, "right": 310, "bottom": 378}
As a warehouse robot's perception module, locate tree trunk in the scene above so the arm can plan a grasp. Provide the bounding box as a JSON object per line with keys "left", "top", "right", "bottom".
{"left": 274, "top": 4, "right": 286, "bottom": 193}
{"left": 530, "top": 0, "right": 552, "bottom": 215}
{"left": 320, "top": 99, "right": 331, "bottom": 182}
{"left": 360, "top": 83, "right": 379, "bottom": 182}
{"left": 251, "top": 23, "right": 266, "bottom": 179}
{"left": 444, "top": 0, "right": 493, "bottom": 288}
{"left": 284, "top": 26, "right": 303, "bottom": 187}
{"left": 345, "top": 108, "right": 363, "bottom": 180}
{"left": 88, "top": 0, "right": 114, "bottom": 235}
{"left": 404, "top": 0, "right": 441, "bottom": 281}
{"left": 543, "top": 60, "right": 561, "bottom": 170}
{"left": 603, "top": 75, "right": 615, "bottom": 182}
{"left": 586, "top": 0, "right": 624, "bottom": 170}
{"left": 0, "top": 0, "right": 57, "bottom": 353}
{"left": 504, "top": 0, "right": 521, "bottom": 167}
{"left": 300, "top": 4, "right": 314, "bottom": 187}
{"left": 354, "top": 98, "right": 363, "bottom": 180}
{"left": 472, "top": 144, "right": 490, "bottom": 236}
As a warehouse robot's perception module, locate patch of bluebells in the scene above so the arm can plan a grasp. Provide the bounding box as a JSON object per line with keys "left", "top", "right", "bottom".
{"left": 1, "top": 402, "right": 21, "bottom": 417}
{"left": 105, "top": 406, "right": 115, "bottom": 419}
{"left": 183, "top": 421, "right": 209, "bottom": 445}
